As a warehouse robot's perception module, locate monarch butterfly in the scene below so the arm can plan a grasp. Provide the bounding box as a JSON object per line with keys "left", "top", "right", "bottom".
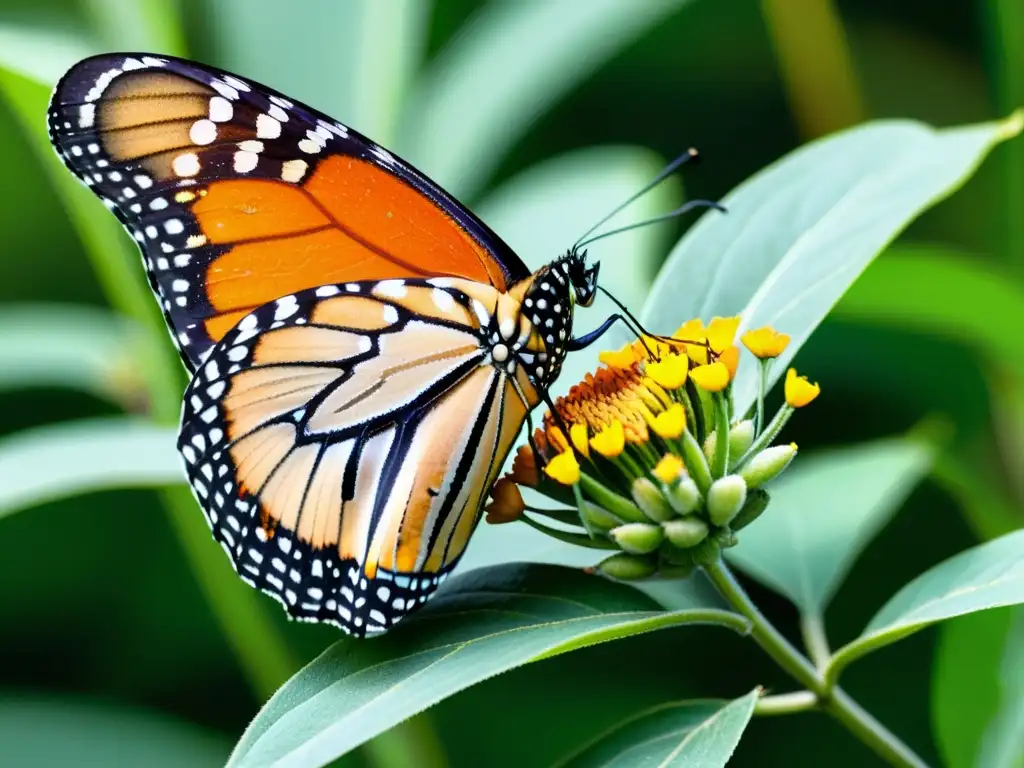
{"left": 48, "top": 53, "right": 711, "bottom": 636}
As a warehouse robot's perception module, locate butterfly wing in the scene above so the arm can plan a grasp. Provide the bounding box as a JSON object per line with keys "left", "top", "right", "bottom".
{"left": 179, "top": 279, "right": 539, "bottom": 635}
{"left": 47, "top": 53, "right": 530, "bottom": 371}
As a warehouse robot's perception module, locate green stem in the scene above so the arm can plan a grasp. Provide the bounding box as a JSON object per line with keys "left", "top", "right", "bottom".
{"left": 735, "top": 405, "right": 794, "bottom": 470}
{"left": 755, "top": 359, "right": 769, "bottom": 435}
{"left": 754, "top": 690, "right": 817, "bottom": 717}
{"left": 703, "top": 559, "right": 929, "bottom": 768}
{"left": 711, "top": 393, "right": 730, "bottom": 478}
{"left": 800, "top": 612, "right": 832, "bottom": 671}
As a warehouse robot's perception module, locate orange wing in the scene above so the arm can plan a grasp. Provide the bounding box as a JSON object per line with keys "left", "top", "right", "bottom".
{"left": 48, "top": 53, "right": 529, "bottom": 371}
{"left": 177, "top": 278, "right": 539, "bottom": 636}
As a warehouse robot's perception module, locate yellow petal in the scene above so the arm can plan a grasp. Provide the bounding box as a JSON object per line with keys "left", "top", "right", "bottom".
{"left": 645, "top": 353, "right": 689, "bottom": 390}
{"left": 741, "top": 326, "right": 790, "bottom": 359}
{"left": 673, "top": 318, "right": 708, "bottom": 365}
{"left": 653, "top": 453, "right": 686, "bottom": 484}
{"left": 599, "top": 344, "right": 638, "bottom": 369}
{"left": 785, "top": 368, "right": 820, "bottom": 407}
{"left": 719, "top": 346, "right": 740, "bottom": 379}
{"left": 570, "top": 423, "right": 590, "bottom": 457}
{"left": 706, "top": 316, "right": 741, "bottom": 353}
{"left": 690, "top": 362, "right": 731, "bottom": 392}
{"left": 651, "top": 403, "right": 686, "bottom": 440}
{"left": 547, "top": 425, "right": 569, "bottom": 452}
{"left": 544, "top": 448, "right": 580, "bottom": 485}
{"left": 485, "top": 477, "right": 525, "bottom": 523}
{"left": 590, "top": 419, "right": 626, "bottom": 458}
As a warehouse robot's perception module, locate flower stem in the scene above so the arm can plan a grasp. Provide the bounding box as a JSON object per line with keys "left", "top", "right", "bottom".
{"left": 800, "top": 611, "right": 832, "bottom": 671}
{"left": 755, "top": 690, "right": 817, "bottom": 716}
{"left": 703, "top": 558, "right": 929, "bottom": 768}
{"left": 712, "top": 393, "right": 730, "bottom": 478}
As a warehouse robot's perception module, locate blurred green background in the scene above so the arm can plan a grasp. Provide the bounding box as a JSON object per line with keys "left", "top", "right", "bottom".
{"left": 0, "top": 0, "right": 1021, "bottom": 766}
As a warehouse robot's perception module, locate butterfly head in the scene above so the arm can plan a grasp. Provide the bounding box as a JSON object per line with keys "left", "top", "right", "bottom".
{"left": 565, "top": 247, "right": 599, "bottom": 308}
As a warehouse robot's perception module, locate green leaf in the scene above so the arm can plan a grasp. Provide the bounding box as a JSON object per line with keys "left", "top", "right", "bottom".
{"left": 227, "top": 564, "right": 749, "bottom": 768}
{"left": 461, "top": 146, "right": 680, "bottom": 574}
{"left": 834, "top": 246, "right": 1024, "bottom": 379}
{"left": 726, "top": 436, "right": 935, "bottom": 615}
{"left": 554, "top": 690, "right": 759, "bottom": 768}
{"left": 0, "top": 304, "right": 144, "bottom": 401}
{"left": 0, "top": 418, "right": 180, "bottom": 520}
{"left": 399, "top": 0, "right": 695, "bottom": 198}
{"left": 827, "top": 530, "right": 1024, "bottom": 688}
{"left": 642, "top": 113, "right": 1024, "bottom": 417}
{"left": 83, "top": 0, "right": 188, "bottom": 54}
{"left": 0, "top": 696, "right": 230, "bottom": 768}
{"left": 0, "top": 23, "right": 99, "bottom": 84}
{"left": 932, "top": 608, "right": 1024, "bottom": 768}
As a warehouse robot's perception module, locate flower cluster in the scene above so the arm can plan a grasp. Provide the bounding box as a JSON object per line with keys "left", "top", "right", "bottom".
{"left": 485, "top": 317, "right": 819, "bottom": 580}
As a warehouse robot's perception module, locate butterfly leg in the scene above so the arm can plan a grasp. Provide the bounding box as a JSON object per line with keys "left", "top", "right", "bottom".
{"left": 566, "top": 314, "right": 627, "bottom": 351}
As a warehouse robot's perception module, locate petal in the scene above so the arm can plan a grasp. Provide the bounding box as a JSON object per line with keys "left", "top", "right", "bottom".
{"left": 653, "top": 453, "right": 686, "bottom": 484}
{"left": 651, "top": 403, "right": 686, "bottom": 440}
{"left": 785, "top": 367, "right": 820, "bottom": 407}
{"left": 544, "top": 448, "right": 580, "bottom": 485}
{"left": 590, "top": 419, "right": 626, "bottom": 457}
{"left": 706, "top": 316, "right": 740, "bottom": 353}
{"left": 719, "top": 346, "right": 740, "bottom": 379}
{"left": 690, "top": 361, "right": 731, "bottom": 392}
{"left": 645, "top": 353, "right": 689, "bottom": 390}
{"left": 570, "top": 423, "right": 590, "bottom": 457}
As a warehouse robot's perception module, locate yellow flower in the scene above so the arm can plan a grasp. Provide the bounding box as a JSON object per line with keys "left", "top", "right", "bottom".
{"left": 785, "top": 368, "right": 820, "bottom": 407}
{"left": 544, "top": 448, "right": 580, "bottom": 485}
{"left": 690, "top": 362, "right": 731, "bottom": 392}
{"left": 706, "top": 316, "right": 740, "bottom": 353}
{"left": 599, "top": 344, "right": 638, "bottom": 369}
{"left": 673, "top": 318, "right": 709, "bottom": 364}
{"left": 630, "top": 335, "right": 671, "bottom": 362}
{"left": 651, "top": 403, "right": 686, "bottom": 440}
{"left": 547, "top": 363, "right": 653, "bottom": 443}
{"left": 718, "top": 345, "right": 740, "bottom": 379}
{"left": 590, "top": 420, "right": 626, "bottom": 458}
{"left": 547, "top": 425, "right": 569, "bottom": 453}
{"left": 570, "top": 423, "right": 590, "bottom": 457}
{"left": 653, "top": 453, "right": 686, "bottom": 484}
{"left": 645, "top": 353, "right": 689, "bottom": 390}
{"left": 741, "top": 326, "right": 790, "bottom": 359}
{"left": 485, "top": 477, "right": 525, "bottom": 523}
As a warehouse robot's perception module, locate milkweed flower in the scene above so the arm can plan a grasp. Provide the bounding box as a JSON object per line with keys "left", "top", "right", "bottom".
{"left": 486, "top": 317, "right": 818, "bottom": 580}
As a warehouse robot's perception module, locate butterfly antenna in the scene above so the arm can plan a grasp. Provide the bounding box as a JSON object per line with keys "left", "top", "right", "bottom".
{"left": 573, "top": 147, "right": 701, "bottom": 250}
{"left": 575, "top": 199, "right": 726, "bottom": 250}
{"left": 596, "top": 285, "right": 711, "bottom": 358}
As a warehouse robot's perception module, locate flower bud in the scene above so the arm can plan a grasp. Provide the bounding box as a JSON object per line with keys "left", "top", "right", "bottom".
{"left": 689, "top": 537, "right": 721, "bottom": 566}
{"left": 662, "top": 517, "right": 709, "bottom": 549}
{"left": 729, "top": 488, "right": 770, "bottom": 532}
{"left": 706, "top": 474, "right": 748, "bottom": 527}
{"left": 609, "top": 522, "right": 664, "bottom": 554}
{"left": 484, "top": 477, "right": 525, "bottom": 524}
{"left": 665, "top": 476, "right": 702, "bottom": 515}
{"left": 595, "top": 552, "right": 657, "bottom": 580}
{"left": 631, "top": 477, "right": 675, "bottom": 522}
{"left": 728, "top": 420, "right": 756, "bottom": 459}
{"left": 740, "top": 443, "right": 797, "bottom": 488}
{"left": 703, "top": 430, "right": 718, "bottom": 462}
{"left": 578, "top": 501, "right": 623, "bottom": 532}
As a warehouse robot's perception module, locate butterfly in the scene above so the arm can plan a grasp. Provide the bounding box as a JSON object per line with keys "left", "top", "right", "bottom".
{"left": 46, "top": 53, "right": 630, "bottom": 637}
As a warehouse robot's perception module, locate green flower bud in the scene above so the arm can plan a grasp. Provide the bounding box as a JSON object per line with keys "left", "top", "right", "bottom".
{"left": 665, "top": 475, "right": 702, "bottom": 515}
{"left": 662, "top": 517, "right": 709, "bottom": 549}
{"left": 579, "top": 474, "right": 648, "bottom": 523}
{"left": 740, "top": 443, "right": 797, "bottom": 488}
{"left": 609, "top": 522, "right": 664, "bottom": 554}
{"left": 631, "top": 477, "right": 674, "bottom": 522}
{"left": 596, "top": 552, "right": 657, "bottom": 580}
{"left": 578, "top": 501, "right": 623, "bottom": 532}
{"left": 680, "top": 429, "right": 713, "bottom": 493}
{"left": 706, "top": 474, "right": 748, "bottom": 527}
{"left": 730, "top": 488, "right": 770, "bottom": 532}
{"left": 703, "top": 430, "right": 718, "bottom": 462}
{"left": 689, "top": 537, "right": 721, "bottom": 566}
{"left": 728, "top": 420, "right": 756, "bottom": 461}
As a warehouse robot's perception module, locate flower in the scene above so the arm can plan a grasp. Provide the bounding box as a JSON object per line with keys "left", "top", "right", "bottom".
{"left": 599, "top": 345, "right": 640, "bottom": 369}
{"left": 718, "top": 345, "right": 740, "bottom": 379}
{"left": 706, "top": 316, "right": 740, "bottom": 353}
{"left": 484, "top": 477, "right": 525, "bottom": 523}
{"left": 690, "top": 361, "right": 730, "bottom": 392}
{"left": 510, "top": 444, "right": 540, "bottom": 487}
{"left": 570, "top": 423, "right": 590, "bottom": 457}
{"left": 646, "top": 353, "right": 689, "bottom": 389}
{"left": 653, "top": 453, "right": 685, "bottom": 484}
{"left": 785, "top": 368, "right": 820, "bottom": 407}
{"left": 590, "top": 420, "right": 626, "bottom": 458}
{"left": 742, "top": 326, "right": 790, "bottom": 358}
{"left": 544, "top": 448, "right": 580, "bottom": 485}
{"left": 651, "top": 403, "right": 686, "bottom": 440}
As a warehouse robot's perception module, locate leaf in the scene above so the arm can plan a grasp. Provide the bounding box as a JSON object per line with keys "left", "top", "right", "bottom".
{"left": 0, "top": 418, "right": 180, "bottom": 520}
{"left": 973, "top": 607, "right": 1024, "bottom": 768}
{"left": 642, "top": 113, "right": 1024, "bottom": 417}
{"left": 555, "top": 690, "right": 759, "bottom": 768}
{"left": 399, "top": 0, "right": 695, "bottom": 198}
{"left": 834, "top": 246, "right": 1024, "bottom": 379}
{"left": 725, "top": 436, "right": 935, "bottom": 615}
{"left": 227, "top": 564, "right": 749, "bottom": 768}
{"left": 0, "top": 23, "right": 99, "bottom": 84}
{"left": 0, "top": 696, "right": 230, "bottom": 768}
{"left": 827, "top": 530, "right": 1024, "bottom": 687}
{"left": 0, "top": 304, "right": 144, "bottom": 401}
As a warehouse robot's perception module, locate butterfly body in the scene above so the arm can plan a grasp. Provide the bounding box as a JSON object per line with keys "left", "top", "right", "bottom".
{"left": 48, "top": 53, "right": 600, "bottom": 635}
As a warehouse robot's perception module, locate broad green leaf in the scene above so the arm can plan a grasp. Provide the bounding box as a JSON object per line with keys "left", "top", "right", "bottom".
{"left": 0, "top": 697, "right": 229, "bottom": 768}
{"left": 0, "top": 304, "right": 144, "bottom": 401}
{"left": 83, "top": 0, "right": 187, "bottom": 54}
{"left": 209, "top": 0, "right": 429, "bottom": 144}
{"left": 0, "top": 418, "right": 180, "bottom": 519}
{"left": 461, "top": 145, "right": 680, "bottom": 574}
{"left": 726, "top": 436, "right": 934, "bottom": 615}
{"left": 835, "top": 246, "right": 1024, "bottom": 379}
{"left": 0, "top": 23, "right": 98, "bottom": 84}
{"left": 228, "top": 564, "right": 749, "bottom": 768}
{"left": 643, "top": 113, "right": 1024, "bottom": 417}
{"left": 827, "top": 530, "right": 1024, "bottom": 687}
{"left": 555, "top": 690, "right": 759, "bottom": 768}
{"left": 400, "top": 0, "right": 694, "bottom": 198}
{"left": 932, "top": 608, "right": 1024, "bottom": 768}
